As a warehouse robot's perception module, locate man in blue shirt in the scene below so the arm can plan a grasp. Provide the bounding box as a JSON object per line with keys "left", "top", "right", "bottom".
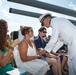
{"left": 34, "top": 27, "right": 62, "bottom": 75}
{"left": 34, "top": 27, "right": 47, "bottom": 50}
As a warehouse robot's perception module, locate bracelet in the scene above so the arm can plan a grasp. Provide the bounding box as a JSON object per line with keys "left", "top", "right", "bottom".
{"left": 8, "top": 46, "right": 14, "bottom": 51}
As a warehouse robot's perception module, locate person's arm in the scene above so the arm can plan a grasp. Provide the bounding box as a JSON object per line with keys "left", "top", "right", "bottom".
{"left": 32, "top": 41, "right": 45, "bottom": 58}
{"left": 44, "top": 22, "right": 59, "bottom": 53}
{"left": 0, "top": 50, "right": 13, "bottom": 68}
{"left": 18, "top": 41, "right": 42, "bottom": 62}
{"left": 0, "top": 39, "right": 20, "bottom": 68}
{"left": 52, "top": 40, "right": 63, "bottom": 53}
{"left": 34, "top": 39, "right": 46, "bottom": 56}
{"left": 31, "top": 41, "right": 44, "bottom": 56}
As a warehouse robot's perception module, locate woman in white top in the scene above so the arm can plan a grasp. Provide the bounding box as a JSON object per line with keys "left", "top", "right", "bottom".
{"left": 16, "top": 26, "right": 49, "bottom": 75}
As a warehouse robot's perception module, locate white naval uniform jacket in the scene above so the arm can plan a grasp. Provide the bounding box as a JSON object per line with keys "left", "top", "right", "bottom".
{"left": 44, "top": 18, "right": 76, "bottom": 60}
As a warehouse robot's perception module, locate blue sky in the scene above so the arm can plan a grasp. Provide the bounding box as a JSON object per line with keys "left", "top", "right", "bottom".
{"left": 0, "top": 0, "right": 76, "bottom": 36}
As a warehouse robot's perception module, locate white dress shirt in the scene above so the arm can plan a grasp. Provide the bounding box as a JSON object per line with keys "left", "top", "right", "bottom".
{"left": 44, "top": 18, "right": 76, "bottom": 53}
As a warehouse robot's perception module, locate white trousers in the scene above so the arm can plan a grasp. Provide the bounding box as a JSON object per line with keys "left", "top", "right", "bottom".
{"left": 68, "top": 32, "right": 76, "bottom": 75}
{"left": 68, "top": 56, "right": 76, "bottom": 75}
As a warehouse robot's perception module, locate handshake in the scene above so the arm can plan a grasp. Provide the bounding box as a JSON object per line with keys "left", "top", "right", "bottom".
{"left": 37, "top": 48, "right": 49, "bottom": 57}
{"left": 37, "top": 48, "right": 60, "bottom": 59}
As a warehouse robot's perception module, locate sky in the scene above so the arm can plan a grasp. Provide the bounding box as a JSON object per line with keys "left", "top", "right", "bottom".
{"left": 0, "top": 0, "right": 76, "bottom": 36}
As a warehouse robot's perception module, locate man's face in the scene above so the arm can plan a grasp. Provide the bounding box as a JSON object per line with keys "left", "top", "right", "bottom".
{"left": 39, "top": 29, "right": 47, "bottom": 37}
{"left": 42, "top": 17, "right": 50, "bottom": 28}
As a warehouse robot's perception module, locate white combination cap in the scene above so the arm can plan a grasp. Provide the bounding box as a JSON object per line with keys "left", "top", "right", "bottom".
{"left": 39, "top": 13, "right": 51, "bottom": 22}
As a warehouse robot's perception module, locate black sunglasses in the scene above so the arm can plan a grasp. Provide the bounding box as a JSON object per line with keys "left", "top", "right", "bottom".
{"left": 43, "top": 31, "right": 47, "bottom": 33}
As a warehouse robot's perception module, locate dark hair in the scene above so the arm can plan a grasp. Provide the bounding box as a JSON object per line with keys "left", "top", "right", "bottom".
{"left": 39, "top": 26, "right": 46, "bottom": 32}
{"left": 41, "top": 14, "right": 51, "bottom": 26}
{"left": 43, "top": 14, "right": 51, "bottom": 19}
{"left": 41, "top": 22, "right": 44, "bottom": 26}
{"left": 21, "top": 26, "right": 32, "bottom": 36}
{"left": 0, "top": 19, "right": 7, "bottom": 51}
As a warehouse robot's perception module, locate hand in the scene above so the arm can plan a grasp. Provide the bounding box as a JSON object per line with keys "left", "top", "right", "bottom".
{"left": 52, "top": 55, "right": 59, "bottom": 59}
{"left": 35, "top": 55, "right": 42, "bottom": 59}
{"left": 38, "top": 50, "right": 46, "bottom": 56}
{"left": 11, "top": 39, "right": 20, "bottom": 47}
{"left": 50, "top": 51, "right": 56, "bottom": 55}
{"left": 38, "top": 48, "right": 44, "bottom": 51}
{"left": 58, "top": 50, "right": 66, "bottom": 53}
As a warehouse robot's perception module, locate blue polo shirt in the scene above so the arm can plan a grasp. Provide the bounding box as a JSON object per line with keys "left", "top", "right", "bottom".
{"left": 34, "top": 36, "right": 46, "bottom": 50}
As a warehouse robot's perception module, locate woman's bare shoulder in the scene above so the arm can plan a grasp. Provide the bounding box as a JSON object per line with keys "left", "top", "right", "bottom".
{"left": 19, "top": 39, "right": 28, "bottom": 48}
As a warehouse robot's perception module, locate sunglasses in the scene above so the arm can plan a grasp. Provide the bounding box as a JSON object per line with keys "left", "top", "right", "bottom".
{"left": 42, "top": 31, "right": 47, "bottom": 33}
{"left": 29, "top": 30, "right": 33, "bottom": 32}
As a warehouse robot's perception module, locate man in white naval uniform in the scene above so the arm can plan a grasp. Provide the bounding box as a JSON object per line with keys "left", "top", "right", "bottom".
{"left": 39, "top": 13, "right": 76, "bottom": 75}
